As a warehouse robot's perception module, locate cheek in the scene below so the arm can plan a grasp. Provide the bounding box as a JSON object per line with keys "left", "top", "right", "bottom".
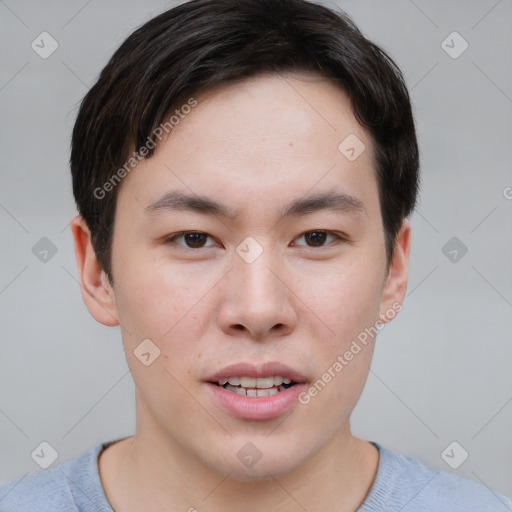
{"left": 112, "top": 258, "right": 226, "bottom": 401}
{"left": 297, "top": 269, "right": 379, "bottom": 431}
{"left": 294, "top": 257, "right": 384, "bottom": 348}
{"left": 113, "top": 255, "right": 223, "bottom": 342}
{"left": 293, "top": 257, "right": 383, "bottom": 423}
{"left": 114, "top": 266, "right": 210, "bottom": 410}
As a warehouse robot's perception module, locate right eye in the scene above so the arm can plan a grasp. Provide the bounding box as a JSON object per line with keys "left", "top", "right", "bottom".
{"left": 165, "top": 231, "right": 218, "bottom": 249}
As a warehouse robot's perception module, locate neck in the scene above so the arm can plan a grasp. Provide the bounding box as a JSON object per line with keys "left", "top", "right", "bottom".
{"left": 99, "top": 414, "right": 379, "bottom": 512}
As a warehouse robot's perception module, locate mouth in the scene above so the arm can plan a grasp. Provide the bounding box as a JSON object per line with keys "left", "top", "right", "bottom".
{"left": 213, "top": 376, "right": 296, "bottom": 397}
{"left": 204, "top": 362, "right": 308, "bottom": 420}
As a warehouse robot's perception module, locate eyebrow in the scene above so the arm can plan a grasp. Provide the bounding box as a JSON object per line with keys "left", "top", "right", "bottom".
{"left": 144, "top": 189, "right": 366, "bottom": 220}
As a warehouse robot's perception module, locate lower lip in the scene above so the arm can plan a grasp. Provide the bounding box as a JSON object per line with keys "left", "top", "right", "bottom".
{"left": 205, "top": 382, "right": 307, "bottom": 420}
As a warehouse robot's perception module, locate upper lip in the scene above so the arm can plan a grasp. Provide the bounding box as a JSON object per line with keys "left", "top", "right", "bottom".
{"left": 205, "top": 362, "right": 308, "bottom": 383}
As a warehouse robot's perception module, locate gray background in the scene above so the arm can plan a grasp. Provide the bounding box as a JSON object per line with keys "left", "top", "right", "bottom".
{"left": 1, "top": 0, "right": 511, "bottom": 501}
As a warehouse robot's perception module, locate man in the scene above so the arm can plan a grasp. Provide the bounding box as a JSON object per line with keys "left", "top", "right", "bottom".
{"left": 1, "top": 0, "right": 511, "bottom": 510}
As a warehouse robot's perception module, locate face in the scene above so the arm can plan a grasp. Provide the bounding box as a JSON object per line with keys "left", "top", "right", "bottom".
{"left": 74, "top": 72, "right": 410, "bottom": 480}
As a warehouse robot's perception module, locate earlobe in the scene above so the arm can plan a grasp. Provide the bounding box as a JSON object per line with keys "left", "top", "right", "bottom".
{"left": 70, "top": 215, "right": 119, "bottom": 327}
{"left": 378, "top": 218, "right": 411, "bottom": 324}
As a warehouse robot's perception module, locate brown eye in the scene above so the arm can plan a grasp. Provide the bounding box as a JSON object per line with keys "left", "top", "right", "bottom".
{"left": 167, "top": 231, "right": 216, "bottom": 248}
{"left": 295, "top": 230, "right": 341, "bottom": 248}
{"left": 183, "top": 232, "right": 208, "bottom": 248}
{"left": 304, "top": 231, "right": 328, "bottom": 247}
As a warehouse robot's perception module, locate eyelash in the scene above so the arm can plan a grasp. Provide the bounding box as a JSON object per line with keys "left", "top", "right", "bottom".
{"left": 165, "top": 230, "right": 346, "bottom": 249}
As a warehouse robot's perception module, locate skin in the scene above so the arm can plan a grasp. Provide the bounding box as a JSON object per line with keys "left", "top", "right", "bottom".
{"left": 71, "top": 71, "right": 411, "bottom": 512}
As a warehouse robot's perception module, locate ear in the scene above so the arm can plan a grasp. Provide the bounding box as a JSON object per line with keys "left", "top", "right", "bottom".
{"left": 70, "top": 215, "right": 119, "bottom": 326}
{"left": 378, "top": 218, "right": 411, "bottom": 324}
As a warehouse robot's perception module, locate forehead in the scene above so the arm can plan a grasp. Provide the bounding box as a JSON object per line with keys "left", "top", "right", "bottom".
{"left": 117, "top": 72, "right": 379, "bottom": 221}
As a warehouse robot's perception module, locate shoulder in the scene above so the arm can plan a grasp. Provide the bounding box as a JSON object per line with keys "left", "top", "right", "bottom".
{"left": 360, "top": 442, "right": 512, "bottom": 512}
{"left": 0, "top": 464, "right": 69, "bottom": 512}
{"left": 0, "top": 443, "right": 110, "bottom": 512}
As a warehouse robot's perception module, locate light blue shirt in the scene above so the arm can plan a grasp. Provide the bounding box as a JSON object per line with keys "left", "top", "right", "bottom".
{"left": 1, "top": 441, "right": 511, "bottom": 511}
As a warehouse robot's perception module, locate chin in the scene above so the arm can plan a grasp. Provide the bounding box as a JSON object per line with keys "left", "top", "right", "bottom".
{"left": 199, "top": 435, "right": 316, "bottom": 482}
{"left": 221, "top": 457, "right": 303, "bottom": 482}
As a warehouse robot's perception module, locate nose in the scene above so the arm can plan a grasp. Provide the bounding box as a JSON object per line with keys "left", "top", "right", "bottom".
{"left": 217, "top": 251, "right": 297, "bottom": 341}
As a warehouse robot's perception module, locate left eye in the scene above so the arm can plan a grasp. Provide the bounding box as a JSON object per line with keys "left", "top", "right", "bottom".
{"left": 293, "top": 230, "right": 342, "bottom": 247}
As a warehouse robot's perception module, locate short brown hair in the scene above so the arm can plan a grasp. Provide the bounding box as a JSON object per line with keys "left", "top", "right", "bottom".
{"left": 70, "top": 0, "right": 420, "bottom": 282}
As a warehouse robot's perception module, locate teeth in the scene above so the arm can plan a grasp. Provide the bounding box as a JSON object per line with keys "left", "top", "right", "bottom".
{"left": 256, "top": 377, "right": 274, "bottom": 389}
{"left": 240, "top": 377, "right": 257, "bottom": 387}
{"left": 224, "top": 384, "right": 282, "bottom": 397}
{"left": 218, "top": 376, "right": 292, "bottom": 387}
{"left": 257, "top": 388, "right": 278, "bottom": 396}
